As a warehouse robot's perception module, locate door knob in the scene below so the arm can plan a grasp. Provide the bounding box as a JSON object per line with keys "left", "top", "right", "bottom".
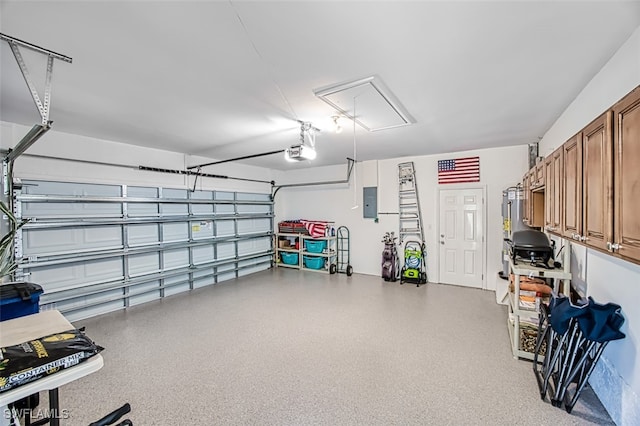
{"left": 440, "top": 241, "right": 444, "bottom": 245}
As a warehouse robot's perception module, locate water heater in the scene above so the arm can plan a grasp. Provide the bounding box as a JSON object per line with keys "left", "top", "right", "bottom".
{"left": 499, "top": 185, "right": 527, "bottom": 279}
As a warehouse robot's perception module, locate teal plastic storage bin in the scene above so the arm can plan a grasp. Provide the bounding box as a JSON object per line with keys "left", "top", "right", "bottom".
{"left": 304, "top": 240, "right": 326, "bottom": 253}
{"left": 281, "top": 252, "right": 299, "bottom": 265}
{"left": 304, "top": 256, "right": 325, "bottom": 270}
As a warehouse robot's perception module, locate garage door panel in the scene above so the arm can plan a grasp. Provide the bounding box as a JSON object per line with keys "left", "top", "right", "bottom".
{"left": 161, "top": 189, "right": 188, "bottom": 216}
{"left": 28, "top": 265, "right": 80, "bottom": 290}
{"left": 28, "top": 258, "right": 124, "bottom": 290}
{"left": 64, "top": 299, "right": 125, "bottom": 323}
{"left": 216, "top": 221, "right": 235, "bottom": 237}
{"left": 238, "top": 218, "right": 270, "bottom": 234}
{"left": 163, "top": 248, "right": 189, "bottom": 269}
{"left": 163, "top": 222, "right": 189, "bottom": 242}
{"left": 192, "top": 245, "right": 215, "bottom": 264}
{"left": 22, "top": 226, "right": 126, "bottom": 254}
{"left": 128, "top": 253, "right": 160, "bottom": 276}
{"left": 164, "top": 275, "right": 190, "bottom": 296}
{"left": 128, "top": 224, "right": 159, "bottom": 245}
{"left": 191, "top": 220, "right": 214, "bottom": 239}
{"left": 192, "top": 268, "right": 214, "bottom": 289}
{"left": 129, "top": 281, "right": 161, "bottom": 306}
{"left": 216, "top": 242, "right": 235, "bottom": 259}
{"left": 190, "top": 191, "right": 214, "bottom": 215}
{"left": 237, "top": 240, "right": 255, "bottom": 256}
{"left": 127, "top": 186, "right": 159, "bottom": 216}
{"left": 23, "top": 202, "right": 122, "bottom": 218}
{"left": 217, "top": 271, "right": 237, "bottom": 283}
{"left": 23, "top": 181, "right": 120, "bottom": 197}
{"left": 15, "top": 181, "right": 273, "bottom": 319}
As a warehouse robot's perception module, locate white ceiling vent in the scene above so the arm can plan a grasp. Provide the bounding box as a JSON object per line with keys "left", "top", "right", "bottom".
{"left": 314, "top": 76, "right": 414, "bottom": 132}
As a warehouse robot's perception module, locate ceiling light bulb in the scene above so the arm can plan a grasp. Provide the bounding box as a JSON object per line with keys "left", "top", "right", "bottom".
{"left": 304, "top": 146, "right": 317, "bottom": 160}
{"left": 332, "top": 116, "right": 342, "bottom": 134}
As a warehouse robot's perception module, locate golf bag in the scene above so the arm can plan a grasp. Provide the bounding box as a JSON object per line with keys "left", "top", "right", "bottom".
{"left": 381, "top": 232, "right": 399, "bottom": 282}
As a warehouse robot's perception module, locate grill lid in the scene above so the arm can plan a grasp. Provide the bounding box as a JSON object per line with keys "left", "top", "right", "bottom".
{"left": 511, "top": 229, "right": 552, "bottom": 250}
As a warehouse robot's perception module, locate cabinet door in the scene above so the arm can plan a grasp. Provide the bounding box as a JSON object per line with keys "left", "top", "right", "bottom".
{"left": 522, "top": 171, "right": 530, "bottom": 224}
{"left": 544, "top": 148, "right": 562, "bottom": 234}
{"left": 544, "top": 155, "right": 553, "bottom": 231}
{"left": 551, "top": 148, "right": 563, "bottom": 233}
{"left": 613, "top": 86, "right": 640, "bottom": 261}
{"left": 562, "top": 133, "right": 582, "bottom": 240}
{"left": 535, "top": 163, "right": 545, "bottom": 188}
{"left": 582, "top": 111, "right": 613, "bottom": 251}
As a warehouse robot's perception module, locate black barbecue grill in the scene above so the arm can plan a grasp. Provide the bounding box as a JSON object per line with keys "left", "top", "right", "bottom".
{"left": 510, "top": 229, "right": 555, "bottom": 268}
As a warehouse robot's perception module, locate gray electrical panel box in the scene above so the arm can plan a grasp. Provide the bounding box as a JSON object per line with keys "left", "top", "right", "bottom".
{"left": 363, "top": 187, "right": 377, "bottom": 219}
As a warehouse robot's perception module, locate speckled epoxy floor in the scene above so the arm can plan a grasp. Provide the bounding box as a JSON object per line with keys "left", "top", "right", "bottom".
{"left": 54, "top": 269, "right": 612, "bottom": 425}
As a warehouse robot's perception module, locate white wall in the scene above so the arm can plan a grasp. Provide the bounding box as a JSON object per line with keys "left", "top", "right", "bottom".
{"left": 275, "top": 144, "right": 528, "bottom": 290}
{"left": 1, "top": 121, "right": 274, "bottom": 194}
{"left": 538, "top": 25, "right": 640, "bottom": 426}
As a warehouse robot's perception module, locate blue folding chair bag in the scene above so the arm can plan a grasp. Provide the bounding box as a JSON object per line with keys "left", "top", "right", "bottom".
{"left": 548, "top": 296, "right": 589, "bottom": 335}
{"left": 576, "top": 297, "right": 626, "bottom": 343}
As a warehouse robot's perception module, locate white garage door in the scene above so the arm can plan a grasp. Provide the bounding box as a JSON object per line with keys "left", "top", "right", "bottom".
{"left": 14, "top": 180, "right": 273, "bottom": 321}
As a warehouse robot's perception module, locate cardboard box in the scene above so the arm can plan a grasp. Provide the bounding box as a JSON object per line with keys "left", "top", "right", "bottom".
{"left": 278, "top": 239, "right": 290, "bottom": 248}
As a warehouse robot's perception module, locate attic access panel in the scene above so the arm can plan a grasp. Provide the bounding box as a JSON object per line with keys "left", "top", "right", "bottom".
{"left": 314, "top": 76, "right": 413, "bottom": 132}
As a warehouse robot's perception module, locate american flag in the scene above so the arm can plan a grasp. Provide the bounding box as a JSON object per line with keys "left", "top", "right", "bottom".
{"left": 438, "top": 157, "right": 480, "bottom": 184}
{"left": 300, "top": 220, "right": 328, "bottom": 238}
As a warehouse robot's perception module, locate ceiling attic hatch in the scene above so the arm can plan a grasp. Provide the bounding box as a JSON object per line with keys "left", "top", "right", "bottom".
{"left": 314, "top": 75, "right": 414, "bottom": 132}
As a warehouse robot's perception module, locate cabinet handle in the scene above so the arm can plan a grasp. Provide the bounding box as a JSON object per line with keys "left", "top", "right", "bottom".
{"left": 611, "top": 242, "right": 621, "bottom": 251}
{"left": 580, "top": 235, "right": 588, "bottom": 242}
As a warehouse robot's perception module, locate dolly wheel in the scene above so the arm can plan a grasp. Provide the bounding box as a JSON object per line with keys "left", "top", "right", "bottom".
{"left": 330, "top": 264, "right": 337, "bottom": 274}
{"left": 346, "top": 265, "right": 353, "bottom": 276}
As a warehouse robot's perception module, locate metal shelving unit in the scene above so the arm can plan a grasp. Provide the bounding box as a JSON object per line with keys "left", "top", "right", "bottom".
{"left": 507, "top": 245, "right": 571, "bottom": 361}
{"left": 275, "top": 233, "right": 337, "bottom": 274}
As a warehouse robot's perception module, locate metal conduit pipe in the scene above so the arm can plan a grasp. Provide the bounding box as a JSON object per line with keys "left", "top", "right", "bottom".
{"left": 271, "top": 157, "right": 355, "bottom": 199}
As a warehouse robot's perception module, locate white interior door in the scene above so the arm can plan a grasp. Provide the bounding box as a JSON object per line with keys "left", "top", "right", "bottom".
{"left": 438, "top": 188, "right": 485, "bottom": 288}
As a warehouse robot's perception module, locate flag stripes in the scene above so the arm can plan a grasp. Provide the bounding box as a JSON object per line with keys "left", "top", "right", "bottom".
{"left": 438, "top": 157, "right": 480, "bottom": 184}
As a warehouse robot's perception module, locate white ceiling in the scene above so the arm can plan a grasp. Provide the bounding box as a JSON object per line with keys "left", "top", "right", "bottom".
{"left": 1, "top": 1, "right": 639, "bottom": 171}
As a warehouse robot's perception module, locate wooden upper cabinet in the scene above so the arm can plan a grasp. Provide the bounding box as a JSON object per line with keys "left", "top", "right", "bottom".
{"left": 522, "top": 170, "right": 531, "bottom": 224}
{"left": 552, "top": 149, "right": 563, "bottom": 232}
{"left": 544, "top": 148, "right": 563, "bottom": 234}
{"left": 613, "top": 86, "right": 640, "bottom": 262}
{"left": 582, "top": 111, "right": 613, "bottom": 252}
{"left": 531, "top": 162, "right": 545, "bottom": 189}
{"left": 544, "top": 155, "right": 554, "bottom": 231}
{"left": 562, "top": 133, "right": 583, "bottom": 241}
{"left": 522, "top": 167, "right": 544, "bottom": 229}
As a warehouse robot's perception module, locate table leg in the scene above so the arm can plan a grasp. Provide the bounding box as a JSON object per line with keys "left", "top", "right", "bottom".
{"left": 48, "top": 389, "right": 59, "bottom": 426}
